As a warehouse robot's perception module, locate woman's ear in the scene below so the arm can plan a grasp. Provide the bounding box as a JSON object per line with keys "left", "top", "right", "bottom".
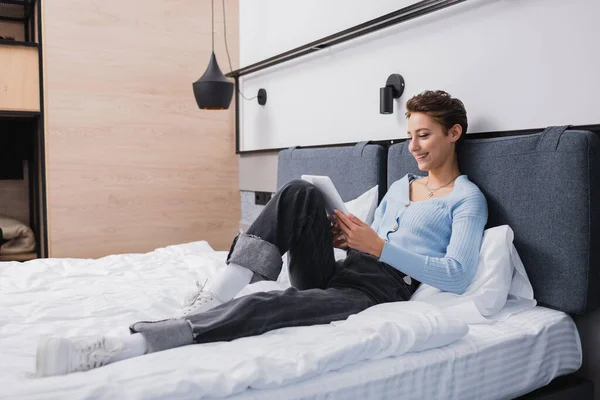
{"left": 449, "top": 124, "right": 462, "bottom": 143}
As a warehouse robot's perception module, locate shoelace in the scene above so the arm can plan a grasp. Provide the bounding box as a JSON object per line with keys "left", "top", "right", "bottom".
{"left": 72, "top": 338, "right": 121, "bottom": 372}
{"left": 183, "top": 280, "right": 215, "bottom": 312}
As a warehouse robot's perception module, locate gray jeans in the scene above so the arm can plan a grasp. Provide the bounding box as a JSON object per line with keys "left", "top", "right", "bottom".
{"left": 130, "top": 180, "right": 419, "bottom": 352}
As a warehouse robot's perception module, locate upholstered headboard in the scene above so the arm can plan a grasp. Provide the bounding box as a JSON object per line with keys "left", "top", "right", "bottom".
{"left": 388, "top": 126, "right": 600, "bottom": 314}
{"left": 277, "top": 142, "right": 387, "bottom": 202}
{"left": 277, "top": 126, "right": 599, "bottom": 314}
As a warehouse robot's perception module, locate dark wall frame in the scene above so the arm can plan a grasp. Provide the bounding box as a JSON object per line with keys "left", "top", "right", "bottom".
{"left": 225, "top": 0, "right": 599, "bottom": 155}
{"left": 225, "top": 0, "right": 467, "bottom": 154}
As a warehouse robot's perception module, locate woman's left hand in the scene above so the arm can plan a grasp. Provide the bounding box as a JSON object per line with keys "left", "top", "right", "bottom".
{"left": 334, "top": 210, "right": 385, "bottom": 258}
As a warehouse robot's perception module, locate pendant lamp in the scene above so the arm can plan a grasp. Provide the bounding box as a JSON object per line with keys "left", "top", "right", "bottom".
{"left": 193, "top": 0, "right": 234, "bottom": 110}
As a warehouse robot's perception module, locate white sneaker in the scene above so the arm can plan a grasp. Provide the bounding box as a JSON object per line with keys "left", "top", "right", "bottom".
{"left": 181, "top": 280, "right": 223, "bottom": 316}
{"left": 36, "top": 335, "right": 122, "bottom": 377}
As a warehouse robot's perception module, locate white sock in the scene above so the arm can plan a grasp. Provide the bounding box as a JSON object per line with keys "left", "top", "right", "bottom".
{"left": 108, "top": 333, "right": 148, "bottom": 363}
{"left": 205, "top": 262, "right": 253, "bottom": 302}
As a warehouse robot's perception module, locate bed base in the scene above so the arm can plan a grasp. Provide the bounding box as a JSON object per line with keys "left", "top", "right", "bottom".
{"left": 517, "top": 375, "right": 593, "bottom": 400}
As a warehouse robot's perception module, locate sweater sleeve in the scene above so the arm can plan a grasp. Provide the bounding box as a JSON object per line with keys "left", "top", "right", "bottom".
{"left": 378, "top": 193, "right": 487, "bottom": 294}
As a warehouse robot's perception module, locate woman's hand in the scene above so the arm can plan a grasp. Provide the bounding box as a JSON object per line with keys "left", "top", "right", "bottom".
{"left": 329, "top": 215, "right": 349, "bottom": 249}
{"left": 334, "top": 210, "right": 385, "bottom": 257}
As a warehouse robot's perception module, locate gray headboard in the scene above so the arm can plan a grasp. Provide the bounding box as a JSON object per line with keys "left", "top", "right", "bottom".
{"left": 277, "top": 142, "right": 387, "bottom": 202}
{"left": 388, "top": 126, "right": 600, "bottom": 315}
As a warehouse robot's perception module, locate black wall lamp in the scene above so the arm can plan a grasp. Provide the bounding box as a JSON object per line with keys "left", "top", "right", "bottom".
{"left": 257, "top": 88, "right": 267, "bottom": 106}
{"left": 380, "top": 74, "right": 405, "bottom": 114}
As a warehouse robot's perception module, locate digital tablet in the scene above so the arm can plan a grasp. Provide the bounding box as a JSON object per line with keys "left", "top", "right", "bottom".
{"left": 301, "top": 175, "right": 349, "bottom": 216}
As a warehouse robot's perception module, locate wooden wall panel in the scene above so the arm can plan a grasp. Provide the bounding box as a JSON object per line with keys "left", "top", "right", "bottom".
{"left": 43, "top": 0, "right": 240, "bottom": 258}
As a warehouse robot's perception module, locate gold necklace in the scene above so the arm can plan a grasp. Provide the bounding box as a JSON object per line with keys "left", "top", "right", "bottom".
{"left": 425, "top": 175, "right": 460, "bottom": 197}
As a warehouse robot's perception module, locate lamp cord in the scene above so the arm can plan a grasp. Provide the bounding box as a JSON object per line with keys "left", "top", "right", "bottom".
{"left": 211, "top": 0, "right": 214, "bottom": 52}
{"left": 221, "top": 0, "right": 257, "bottom": 101}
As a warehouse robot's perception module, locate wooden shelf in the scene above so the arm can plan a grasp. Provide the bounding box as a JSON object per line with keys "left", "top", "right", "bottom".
{"left": 0, "top": 43, "right": 39, "bottom": 112}
{"left": 0, "top": 110, "right": 40, "bottom": 118}
{"left": 0, "top": 252, "right": 37, "bottom": 261}
{"left": 0, "top": 39, "right": 37, "bottom": 47}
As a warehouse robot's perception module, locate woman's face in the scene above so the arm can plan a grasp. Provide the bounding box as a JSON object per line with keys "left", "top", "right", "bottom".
{"left": 407, "top": 112, "right": 460, "bottom": 172}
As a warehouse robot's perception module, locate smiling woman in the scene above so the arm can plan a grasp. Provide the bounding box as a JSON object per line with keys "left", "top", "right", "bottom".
{"left": 360, "top": 90, "right": 487, "bottom": 294}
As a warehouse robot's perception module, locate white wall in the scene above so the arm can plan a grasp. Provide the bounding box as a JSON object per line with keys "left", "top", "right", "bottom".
{"left": 239, "top": 0, "right": 600, "bottom": 152}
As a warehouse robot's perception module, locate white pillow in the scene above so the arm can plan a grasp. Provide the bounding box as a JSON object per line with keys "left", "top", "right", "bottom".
{"left": 344, "top": 185, "right": 379, "bottom": 226}
{"left": 459, "top": 225, "right": 516, "bottom": 315}
{"left": 334, "top": 185, "right": 378, "bottom": 261}
{"left": 410, "top": 225, "right": 536, "bottom": 323}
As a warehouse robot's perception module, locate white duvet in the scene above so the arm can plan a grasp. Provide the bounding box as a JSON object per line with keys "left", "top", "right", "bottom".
{"left": 0, "top": 241, "right": 468, "bottom": 400}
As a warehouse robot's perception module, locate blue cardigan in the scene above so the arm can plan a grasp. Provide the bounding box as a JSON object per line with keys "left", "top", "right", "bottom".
{"left": 373, "top": 174, "right": 488, "bottom": 294}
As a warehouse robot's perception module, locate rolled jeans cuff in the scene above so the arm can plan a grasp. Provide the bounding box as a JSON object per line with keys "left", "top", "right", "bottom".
{"left": 227, "top": 232, "right": 282, "bottom": 282}
{"left": 129, "top": 319, "right": 194, "bottom": 353}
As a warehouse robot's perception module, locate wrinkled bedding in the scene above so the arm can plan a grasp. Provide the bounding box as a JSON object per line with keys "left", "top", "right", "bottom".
{"left": 0, "top": 241, "right": 468, "bottom": 399}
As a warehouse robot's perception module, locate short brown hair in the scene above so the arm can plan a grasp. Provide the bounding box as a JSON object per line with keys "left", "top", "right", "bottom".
{"left": 405, "top": 90, "right": 468, "bottom": 151}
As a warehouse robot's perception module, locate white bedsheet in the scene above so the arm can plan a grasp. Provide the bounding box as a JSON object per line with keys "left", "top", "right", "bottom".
{"left": 0, "top": 241, "right": 581, "bottom": 399}
{"left": 1, "top": 241, "right": 466, "bottom": 399}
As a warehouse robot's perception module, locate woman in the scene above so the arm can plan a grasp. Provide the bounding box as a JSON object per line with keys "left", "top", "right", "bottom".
{"left": 36, "top": 90, "right": 487, "bottom": 377}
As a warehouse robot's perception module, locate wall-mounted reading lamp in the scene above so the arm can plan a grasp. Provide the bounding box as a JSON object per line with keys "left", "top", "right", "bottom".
{"left": 380, "top": 74, "right": 405, "bottom": 114}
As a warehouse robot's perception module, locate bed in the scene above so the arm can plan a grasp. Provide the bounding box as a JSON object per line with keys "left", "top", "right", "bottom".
{"left": 0, "top": 126, "right": 598, "bottom": 399}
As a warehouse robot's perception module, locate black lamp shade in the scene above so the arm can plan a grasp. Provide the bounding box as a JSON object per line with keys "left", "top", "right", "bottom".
{"left": 380, "top": 73, "right": 405, "bottom": 114}
{"left": 380, "top": 86, "right": 394, "bottom": 114}
{"left": 193, "top": 52, "right": 234, "bottom": 110}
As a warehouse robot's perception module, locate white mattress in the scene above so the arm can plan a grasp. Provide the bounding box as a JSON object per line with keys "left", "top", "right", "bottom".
{"left": 0, "top": 241, "right": 581, "bottom": 399}
{"left": 229, "top": 305, "right": 582, "bottom": 400}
